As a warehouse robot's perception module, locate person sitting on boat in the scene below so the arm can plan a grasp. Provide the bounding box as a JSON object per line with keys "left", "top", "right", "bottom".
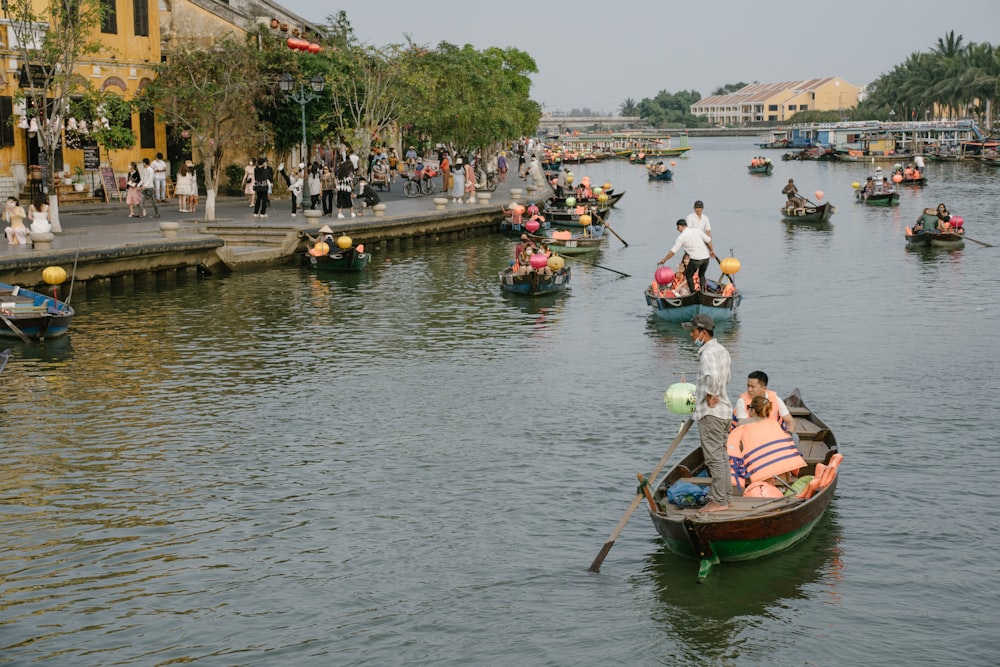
{"left": 303, "top": 224, "right": 336, "bottom": 256}
{"left": 881, "top": 177, "right": 895, "bottom": 194}
{"left": 658, "top": 219, "right": 714, "bottom": 295}
{"left": 669, "top": 254, "right": 700, "bottom": 297}
{"left": 903, "top": 165, "right": 915, "bottom": 180}
{"left": 934, "top": 203, "right": 951, "bottom": 232}
{"left": 727, "top": 395, "right": 807, "bottom": 491}
{"left": 781, "top": 179, "right": 805, "bottom": 211}
{"left": 731, "top": 370, "right": 797, "bottom": 435}
{"left": 862, "top": 177, "right": 876, "bottom": 199}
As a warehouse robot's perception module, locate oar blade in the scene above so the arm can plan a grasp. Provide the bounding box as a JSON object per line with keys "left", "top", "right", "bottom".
{"left": 588, "top": 541, "right": 616, "bottom": 573}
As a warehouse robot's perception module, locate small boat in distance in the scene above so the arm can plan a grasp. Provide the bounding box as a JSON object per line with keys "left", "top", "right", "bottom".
{"left": 747, "top": 160, "right": 774, "bottom": 175}
{"left": 305, "top": 232, "right": 370, "bottom": 272}
{"left": 647, "top": 389, "right": 841, "bottom": 579}
{"left": 499, "top": 265, "right": 570, "bottom": 296}
{"left": 780, "top": 201, "right": 836, "bottom": 223}
{"left": 854, "top": 189, "right": 900, "bottom": 206}
{"left": 905, "top": 211, "right": 966, "bottom": 249}
{"left": 0, "top": 281, "right": 74, "bottom": 341}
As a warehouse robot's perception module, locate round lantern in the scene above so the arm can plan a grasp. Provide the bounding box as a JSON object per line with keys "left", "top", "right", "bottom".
{"left": 670, "top": 161, "right": 677, "bottom": 166}
{"left": 529, "top": 253, "right": 549, "bottom": 269}
{"left": 892, "top": 174, "right": 903, "bottom": 183}
{"left": 308, "top": 43, "right": 321, "bottom": 54}
{"left": 565, "top": 197, "right": 576, "bottom": 208}
{"left": 814, "top": 190, "right": 824, "bottom": 201}
{"left": 592, "top": 186, "right": 602, "bottom": 196}
{"left": 852, "top": 181, "right": 860, "bottom": 189}
{"left": 602, "top": 181, "right": 612, "bottom": 190}
{"left": 664, "top": 382, "right": 696, "bottom": 415}
{"left": 597, "top": 193, "right": 609, "bottom": 205}
{"left": 42, "top": 265, "right": 67, "bottom": 285}
{"left": 287, "top": 38, "right": 299, "bottom": 49}
{"left": 525, "top": 220, "right": 540, "bottom": 233}
{"left": 893, "top": 163, "right": 902, "bottom": 171}
{"left": 547, "top": 255, "right": 565, "bottom": 271}
{"left": 719, "top": 256, "right": 741, "bottom": 275}
{"left": 565, "top": 172, "right": 574, "bottom": 185}
{"left": 654, "top": 266, "right": 674, "bottom": 285}
{"left": 579, "top": 213, "right": 592, "bottom": 227}
{"left": 336, "top": 235, "right": 352, "bottom": 249}
{"left": 527, "top": 204, "right": 538, "bottom": 214}
{"left": 950, "top": 215, "right": 964, "bottom": 228}
{"left": 313, "top": 241, "right": 329, "bottom": 255}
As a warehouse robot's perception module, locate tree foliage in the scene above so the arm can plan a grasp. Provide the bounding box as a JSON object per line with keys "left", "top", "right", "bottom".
{"left": 712, "top": 82, "right": 751, "bottom": 96}
{"left": 636, "top": 90, "right": 708, "bottom": 128}
{"left": 618, "top": 98, "right": 638, "bottom": 117}
{"left": 142, "top": 36, "right": 274, "bottom": 219}
{"left": 862, "top": 32, "right": 1000, "bottom": 128}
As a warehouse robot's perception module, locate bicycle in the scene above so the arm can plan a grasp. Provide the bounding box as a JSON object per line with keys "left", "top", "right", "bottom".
{"left": 476, "top": 169, "right": 498, "bottom": 192}
{"left": 403, "top": 167, "right": 438, "bottom": 197}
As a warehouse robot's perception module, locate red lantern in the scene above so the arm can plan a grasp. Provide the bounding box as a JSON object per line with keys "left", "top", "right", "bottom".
{"left": 287, "top": 38, "right": 298, "bottom": 50}
{"left": 308, "top": 43, "right": 321, "bottom": 54}
{"left": 525, "top": 220, "right": 540, "bottom": 233}
{"left": 529, "top": 253, "right": 548, "bottom": 269}
{"left": 655, "top": 267, "right": 674, "bottom": 285}
{"left": 892, "top": 174, "right": 903, "bottom": 183}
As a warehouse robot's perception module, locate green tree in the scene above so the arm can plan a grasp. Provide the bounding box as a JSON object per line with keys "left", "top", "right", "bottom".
{"left": 712, "top": 82, "right": 750, "bottom": 96}
{"left": 619, "top": 98, "right": 638, "bottom": 116}
{"left": 7, "top": 0, "right": 105, "bottom": 231}
{"left": 637, "top": 90, "right": 707, "bottom": 128}
{"left": 142, "top": 37, "right": 274, "bottom": 220}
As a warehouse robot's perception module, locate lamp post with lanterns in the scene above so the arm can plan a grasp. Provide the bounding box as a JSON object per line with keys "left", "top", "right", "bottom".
{"left": 279, "top": 72, "right": 325, "bottom": 165}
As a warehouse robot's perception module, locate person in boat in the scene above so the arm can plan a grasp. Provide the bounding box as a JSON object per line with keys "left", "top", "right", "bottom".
{"left": 727, "top": 394, "right": 807, "bottom": 491}
{"left": 669, "top": 253, "right": 700, "bottom": 297}
{"left": 731, "top": 370, "right": 797, "bottom": 434}
{"left": 882, "top": 177, "right": 895, "bottom": 194}
{"left": 513, "top": 234, "right": 538, "bottom": 276}
{"left": 862, "top": 176, "right": 876, "bottom": 199}
{"left": 781, "top": 179, "right": 805, "bottom": 210}
{"left": 681, "top": 313, "right": 732, "bottom": 513}
{"left": 933, "top": 203, "right": 951, "bottom": 232}
{"left": 658, "top": 219, "right": 715, "bottom": 295}
{"left": 303, "top": 224, "right": 336, "bottom": 256}
{"left": 685, "top": 200, "right": 712, "bottom": 238}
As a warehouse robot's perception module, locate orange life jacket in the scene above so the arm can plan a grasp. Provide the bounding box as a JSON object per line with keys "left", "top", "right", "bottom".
{"left": 727, "top": 419, "right": 806, "bottom": 489}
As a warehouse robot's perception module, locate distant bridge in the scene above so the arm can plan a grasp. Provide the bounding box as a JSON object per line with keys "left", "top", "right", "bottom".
{"left": 537, "top": 116, "right": 643, "bottom": 133}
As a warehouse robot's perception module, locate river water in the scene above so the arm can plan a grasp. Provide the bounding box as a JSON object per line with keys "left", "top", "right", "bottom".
{"left": 2, "top": 138, "right": 998, "bottom": 666}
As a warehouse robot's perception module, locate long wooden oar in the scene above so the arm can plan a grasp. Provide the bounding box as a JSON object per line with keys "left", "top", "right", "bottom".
{"left": 963, "top": 235, "right": 994, "bottom": 248}
{"left": 593, "top": 211, "right": 628, "bottom": 247}
{"left": 588, "top": 416, "right": 693, "bottom": 573}
{"left": 561, "top": 253, "right": 630, "bottom": 278}
{"left": 0, "top": 348, "right": 11, "bottom": 375}
{"left": 0, "top": 312, "right": 32, "bottom": 344}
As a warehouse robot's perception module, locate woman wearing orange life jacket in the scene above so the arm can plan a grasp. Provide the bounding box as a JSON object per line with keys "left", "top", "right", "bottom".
{"left": 727, "top": 395, "right": 806, "bottom": 490}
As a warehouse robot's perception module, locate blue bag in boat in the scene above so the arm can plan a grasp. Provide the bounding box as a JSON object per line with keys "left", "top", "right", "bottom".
{"left": 666, "top": 481, "right": 708, "bottom": 508}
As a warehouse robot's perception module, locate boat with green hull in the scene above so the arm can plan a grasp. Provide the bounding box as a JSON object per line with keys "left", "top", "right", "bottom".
{"left": 647, "top": 390, "right": 840, "bottom": 579}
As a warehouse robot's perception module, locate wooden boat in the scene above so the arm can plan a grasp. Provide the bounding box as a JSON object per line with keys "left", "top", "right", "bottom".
{"left": 906, "top": 213, "right": 965, "bottom": 249}
{"left": 307, "top": 244, "right": 370, "bottom": 272}
{"left": 543, "top": 205, "right": 612, "bottom": 227}
{"left": 647, "top": 169, "right": 673, "bottom": 181}
{"left": 548, "top": 190, "right": 624, "bottom": 209}
{"left": 854, "top": 189, "right": 900, "bottom": 206}
{"left": 0, "top": 281, "right": 74, "bottom": 341}
{"left": 780, "top": 201, "right": 836, "bottom": 223}
{"left": 499, "top": 216, "right": 550, "bottom": 236}
{"left": 747, "top": 162, "right": 773, "bottom": 175}
{"left": 756, "top": 130, "right": 790, "bottom": 149}
{"left": 498, "top": 265, "right": 570, "bottom": 296}
{"left": 896, "top": 175, "right": 927, "bottom": 186}
{"left": 615, "top": 145, "right": 691, "bottom": 158}
{"left": 648, "top": 389, "right": 840, "bottom": 578}
{"left": 644, "top": 279, "right": 740, "bottom": 323}
{"left": 528, "top": 228, "right": 605, "bottom": 255}
{"left": 980, "top": 156, "right": 1000, "bottom": 167}
{"left": 628, "top": 153, "right": 647, "bottom": 164}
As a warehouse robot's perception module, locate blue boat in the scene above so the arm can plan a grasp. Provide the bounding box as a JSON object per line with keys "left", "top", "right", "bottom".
{"left": 499, "top": 216, "right": 550, "bottom": 236}
{"left": 644, "top": 279, "right": 740, "bottom": 323}
{"left": 647, "top": 169, "right": 673, "bottom": 181}
{"left": 0, "top": 281, "right": 74, "bottom": 341}
{"left": 499, "top": 266, "right": 570, "bottom": 296}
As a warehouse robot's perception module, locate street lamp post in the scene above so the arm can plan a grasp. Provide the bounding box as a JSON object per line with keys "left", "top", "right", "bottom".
{"left": 279, "top": 72, "right": 325, "bottom": 165}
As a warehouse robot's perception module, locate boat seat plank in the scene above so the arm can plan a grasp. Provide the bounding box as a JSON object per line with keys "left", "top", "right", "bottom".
{"left": 794, "top": 417, "right": 829, "bottom": 441}
{"left": 787, "top": 406, "right": 811, "bottom": 417}
{"left": 676, "top": 477, "right": 713, "bottom": 485}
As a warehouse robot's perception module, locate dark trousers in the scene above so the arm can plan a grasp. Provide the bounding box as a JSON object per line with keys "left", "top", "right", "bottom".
{"left": 290, "top": 192, "right": 298, "bottom": 214}
{"left": 322, "top": 190, "right": 334, "bottom": 215}
{"left": 254, "top": 187, "right": 269, "bottom": 215}
{"left": 686, "top": 257, "right": 709, "bottom": 293}
{"left": 140, "top": 187, "right": 159, "bottom": 215}
{"left": 311, "top": 194, "right": 320, "bottom": 210}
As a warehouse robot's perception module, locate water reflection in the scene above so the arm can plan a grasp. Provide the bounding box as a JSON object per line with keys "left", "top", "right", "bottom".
{"left": 642, "top": 510, "right": 843, "bottom": 663}
{"left": 782, "top": 219, "right": 832, "bottom": 235}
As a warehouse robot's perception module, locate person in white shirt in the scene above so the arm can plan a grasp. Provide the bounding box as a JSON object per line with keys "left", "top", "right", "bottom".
{"left": 658, "top": 219, "right": 715, "bottom": 294}
{"left": 151, "top": 152, "right": 168, "bottom": 202}
{"left": 139, "top": 158, "right": 159, "bottom": 218}
{"left": 685, "top": 200, "right": 711, "bottom": 238}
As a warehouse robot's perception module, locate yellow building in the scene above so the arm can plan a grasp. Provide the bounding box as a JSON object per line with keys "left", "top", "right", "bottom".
{"left": 0, "top": 0, "right": 320, "bottom": 201}
{"left": 691, "top": 77, "right": 861, "bottom": 126}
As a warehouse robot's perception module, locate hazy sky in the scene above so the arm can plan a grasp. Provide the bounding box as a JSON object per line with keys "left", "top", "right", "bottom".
{"left": 277, "top": 1, "right": 999, "bottom": 114}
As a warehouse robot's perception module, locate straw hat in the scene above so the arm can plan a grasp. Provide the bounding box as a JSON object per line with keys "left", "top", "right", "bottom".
{"left": 318, "top": 224, "right": 334, "bottom": 234}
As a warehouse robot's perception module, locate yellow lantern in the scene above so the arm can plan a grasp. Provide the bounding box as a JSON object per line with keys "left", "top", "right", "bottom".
{"left": 597, "top": 193, "right": 609, "bottom": 205}
{"left": 851, "top": 181, "right": 861, "bottom": 189}
{"left": 719, "top": 257, "right": 741, "bottom": 275}
{"left": 314, "top": 241, "right": 329, "bottom": 255}
{"left": 579, "top": 213, "right": 592, "bottom": 227}
{"left": 336, "top": 235, "right": 352, "bottom": 249}
{"left": 602, "top": 181, "right": 612, "bottom": 190}
{"left": 547, "top": 254, "right": 565, "bottom": 271}
{"left": 565, "top": 171, "right": 574, "bottom": 185}
{"left": 42, "top": 266, "right": 67, "bottom": 285}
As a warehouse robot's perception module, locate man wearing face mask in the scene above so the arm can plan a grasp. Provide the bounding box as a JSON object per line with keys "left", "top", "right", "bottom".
{"left": 681, "top": 314, "right": 732, "bottom": 512}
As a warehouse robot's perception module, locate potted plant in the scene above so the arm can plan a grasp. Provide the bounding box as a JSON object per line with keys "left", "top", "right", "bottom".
{"left": 62, "top": 169, "right": 73, "bottom": 186}
{"left": 72, "top": 166, "right": 86, "bottom": 192}
{"left": 29, "top": 164, "right": 43, "bottom": 180}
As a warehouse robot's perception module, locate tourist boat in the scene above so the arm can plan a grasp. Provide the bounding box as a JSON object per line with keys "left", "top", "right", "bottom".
{"left": 628, "top": 153, "right": 647, "bottom": 164}
{"left": 0, "top": 281, "right": 74, "bottom": 341}
{"left": 896, "top": 174, "right": 927, "bottom": 186}
{"left": 528, "top": 228, "right": 605, "bottom": 255}
{"left": 307, "top": 244, "right": 370, "bottom": 272}
{"left": 647, "top": 169, "right": 673, "bottom": 181}
{"left": 747, "top": 162, "right": 774, "bottom": 175}
{"left": 548, "top": 190, "right": 624, "bottom": 209}
{"left": 780, "top": 201, "right": 836, "bottom": 223}
{"left": 644, "top": 279, "right": 740, "bottom": 323}
{"left": 854, "top": 189, "right": 900, "bottom": 206}
{"left": 647, "top": 389, "right": 841, "bottom": 578}
{"left": 543, "top": 205, "right": 612, "bottom": 227}
{"left": 905, "top": 213, "right": 965, "bottom": 249}
{"left": 755, "top": 131, "right": 790, "bottom": 149}
{"left": 499, "top": 216, "right": 550, "bottom": 236}
{"left": 498, "top": 265, "right": 570, "bottom": 296}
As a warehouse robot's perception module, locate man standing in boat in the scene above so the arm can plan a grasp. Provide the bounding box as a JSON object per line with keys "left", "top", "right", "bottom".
{"left": 658, "top": 219, "right": 715, "bottom": 295}
{"left": 686, "top": 200, "right": 712, "bottom": 238}
{"left": 781, "top": 179, "right": 805, "bottom": 211}
{"left": 682, "top": 314, "right": 732, "bottom": 513}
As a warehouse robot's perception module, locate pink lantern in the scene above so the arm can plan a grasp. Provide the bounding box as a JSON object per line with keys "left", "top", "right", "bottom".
{"left": 814, "top": 190, "right": 824, "bottom": 200}
{"left": 529, "top": 253, "right": 549, "bottom": 269}
{"left": 892, "top": 174, "right": 903, "bottom": 183}
{"left": 670, "top": 161, "right": 677, "bottom": 167}
{"left": 654, "top": 267, "right": 675, "bottom": 285}
{"left": 950, "top": 215, "right": 964, "bottom": 228}
{"left": 527, "top": 204, "right": 538, "bottom": 214}
{"left": 525, "top": 220, "right": 540, "bottom": 233}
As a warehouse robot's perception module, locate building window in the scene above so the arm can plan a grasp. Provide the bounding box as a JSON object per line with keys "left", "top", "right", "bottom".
{"left": 133, "top": 0, "right": 149, "bottom": 36}
{"left": 139, "top": 108, "right": 155, "bottom": 148}
{"left": 799, "top": 105, "right": 808, "bottom": 111}
{"left": 788, "top": 105, "right": 797, "bottom": 111}
{"left": 0, "top": 97, "right": 15, "bottom": 147}
{"left": 768, "top": 104, "right": 778, "bottom": 111}
{"left": 101, "top": 0, "right": 117, "bottom": 33}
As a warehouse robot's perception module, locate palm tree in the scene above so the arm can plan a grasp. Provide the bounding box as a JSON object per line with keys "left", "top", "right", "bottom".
{"left": 619, "top": 98, "right": 638, "bottom": 117}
